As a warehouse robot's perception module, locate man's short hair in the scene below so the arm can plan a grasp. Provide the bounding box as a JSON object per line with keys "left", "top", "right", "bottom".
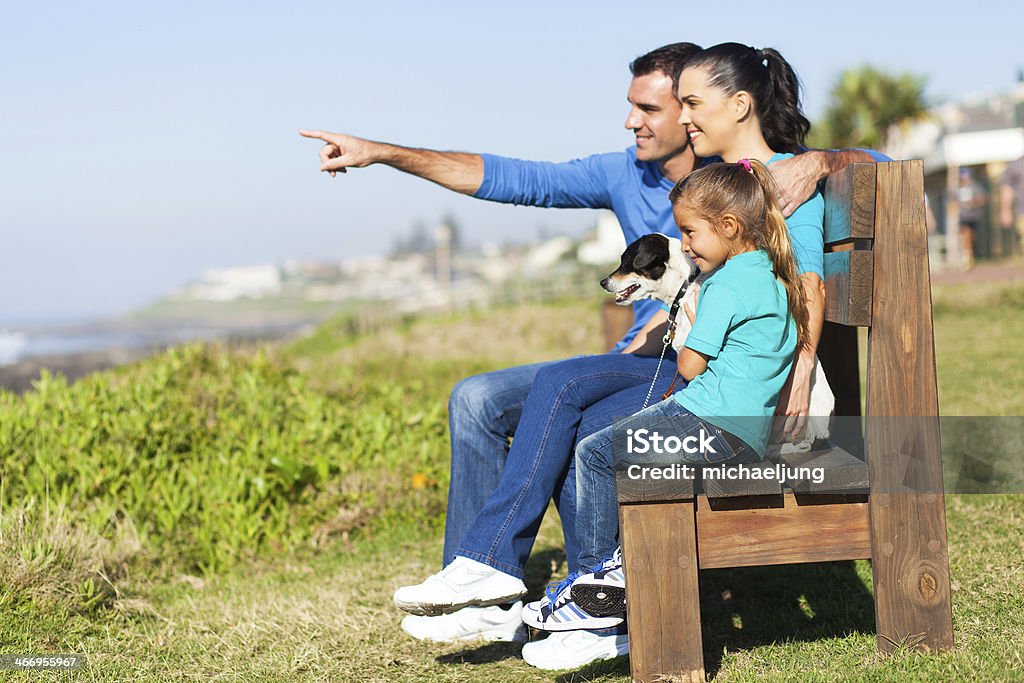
{"left": 629, "top": 42, "right": 702, "bottom": 88}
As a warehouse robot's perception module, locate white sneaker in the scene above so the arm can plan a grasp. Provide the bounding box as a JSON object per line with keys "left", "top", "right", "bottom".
{"left": 393, "top": 556, "right": 528, "bottom": 616}
{"left": 521, "top": 626, "right": 630, "bottom": 670}
{"left": 400, "top": 602, "right": 527, "bottom": 643}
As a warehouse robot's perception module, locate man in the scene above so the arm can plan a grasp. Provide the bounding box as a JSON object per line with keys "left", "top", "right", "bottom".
{"left": 301, "top": 43, "right": 881, "bottom": 669}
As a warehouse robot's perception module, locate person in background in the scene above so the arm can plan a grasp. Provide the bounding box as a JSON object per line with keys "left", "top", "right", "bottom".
{"left": 1000, "top": 157, "right": 1024, "bottom": 255}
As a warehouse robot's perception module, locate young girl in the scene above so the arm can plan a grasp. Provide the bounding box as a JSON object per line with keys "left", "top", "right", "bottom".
{"left": 522, "top": 159, "right": 808, "bottom": 633}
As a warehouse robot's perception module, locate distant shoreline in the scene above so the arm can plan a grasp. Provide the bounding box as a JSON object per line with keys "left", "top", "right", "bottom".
{"left": 0, "top": 323, "right": 312, "bottom": 395}
{"left": 0, "top": 345, "right": 157, "bottom": 394}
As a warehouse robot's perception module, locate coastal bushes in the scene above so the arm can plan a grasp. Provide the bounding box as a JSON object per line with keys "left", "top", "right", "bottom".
{"left": 0, "top": 343, "right": 450, "bottom": 585}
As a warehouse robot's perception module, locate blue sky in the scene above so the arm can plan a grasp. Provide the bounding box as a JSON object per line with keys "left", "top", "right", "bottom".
{"left": 2, "top": 0, "right": 1022, "bottom": 321}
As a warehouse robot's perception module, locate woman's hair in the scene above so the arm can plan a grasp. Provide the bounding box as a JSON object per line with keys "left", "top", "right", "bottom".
{"left": 685, "top": 42, "right": 810, "bottom": 153}
{"left": 669, "top": 160, "right": 809, "bottom": 345}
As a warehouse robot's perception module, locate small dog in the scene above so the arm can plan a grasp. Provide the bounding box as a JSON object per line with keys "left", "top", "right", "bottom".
{"left": 602, "top": 233, "right": 833, "bottom": 454}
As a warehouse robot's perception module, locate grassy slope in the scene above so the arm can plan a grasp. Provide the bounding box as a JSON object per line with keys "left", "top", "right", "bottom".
{"left": 3, "top": 286, "right": 1024, "bottom": 682}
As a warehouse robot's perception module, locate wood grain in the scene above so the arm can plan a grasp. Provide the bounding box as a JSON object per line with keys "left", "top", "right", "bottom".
{"left": 617, "top": 468, "right": 696, "bottom": 503}
{"left": 695, "top": 491, "right": 871, "bottom": 569}
{"left": 620, "top": 502, "right": 705, "bottom": 683}
{"left": 824, "top": 162, "right": 877, "bottom": 245}
{"left": 824, "top": 250, "right": 874, "bottom": 326}
{"left": 865, "top": 160, "right": 954, "bottom": 652}
{"left": 779, "top": 447, "right": 869, "bottom": 494}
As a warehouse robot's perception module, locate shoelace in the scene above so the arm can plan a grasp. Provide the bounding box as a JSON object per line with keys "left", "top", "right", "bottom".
{"left": 593, "top": 549, "right": 623, "bottom": 579}
{"left": 544, "top": 571, "right": 585, "bottom": 605}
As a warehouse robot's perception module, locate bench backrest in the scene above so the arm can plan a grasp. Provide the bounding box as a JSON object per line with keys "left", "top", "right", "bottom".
{"left": 821, "top": 160, "right": 952, "bottom": 647}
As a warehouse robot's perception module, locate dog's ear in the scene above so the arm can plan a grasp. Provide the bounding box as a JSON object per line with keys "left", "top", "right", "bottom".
{"left": 632, "top": 248, "right": 659, "bottom": 271}
{"left": 632, "top": 234, "right": 670, "bottom": 274}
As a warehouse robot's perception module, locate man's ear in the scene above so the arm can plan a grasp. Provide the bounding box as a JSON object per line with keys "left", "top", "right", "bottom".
{"left": 732, "top": 90, "right": 752, "bottom": 122}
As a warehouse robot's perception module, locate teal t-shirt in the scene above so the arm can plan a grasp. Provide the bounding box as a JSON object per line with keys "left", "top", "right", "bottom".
{"left": 674, "top": 250, "right": 798, "bottom": 457}
{"left": 767, "top": 152, "right": 824, "bottom": 279}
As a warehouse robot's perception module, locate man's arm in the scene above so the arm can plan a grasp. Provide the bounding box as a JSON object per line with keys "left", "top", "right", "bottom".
{"left": 620, "top": 309, "right": 668, "bottom": 355}
{"left": 771, "top": 149, "right": 889, "bottom": 217}
{"left": 300, "top": 129, "right": 614, "bottom": 209}
{"left": 299, "top": 130, "right": 484, "bottom": 195}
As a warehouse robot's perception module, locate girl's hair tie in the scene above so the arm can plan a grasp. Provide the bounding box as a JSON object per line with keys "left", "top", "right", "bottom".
{"left": 738, "top": 158, "right": 753, "bottom": 173}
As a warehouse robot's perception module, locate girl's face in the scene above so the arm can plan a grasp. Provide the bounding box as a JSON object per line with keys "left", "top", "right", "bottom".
{"left": 676, "top": 66, "right": 743, "bottom": 160}
{"left": 673, "top": 201, "right": 733, "bottom": 272}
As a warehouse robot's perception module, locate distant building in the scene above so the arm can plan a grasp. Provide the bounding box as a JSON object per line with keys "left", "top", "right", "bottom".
{"left": 176, "top": 264, "right": 282, "bottom": 301}
{"left": 578, "top": 212, "right": 628, "bottom": 265}
{"left": 885, "top": 82, "right": 1024, "bottom": 268}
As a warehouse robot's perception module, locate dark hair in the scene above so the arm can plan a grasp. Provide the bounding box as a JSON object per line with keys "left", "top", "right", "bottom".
{"left": 630, "top": 42, "right": 702, "bottom": 90}
{"left": 685, "top": 42, "right": 810, "bottom": 153}
{"left": 670, "top": 160, "right": 809, "bottom": 346}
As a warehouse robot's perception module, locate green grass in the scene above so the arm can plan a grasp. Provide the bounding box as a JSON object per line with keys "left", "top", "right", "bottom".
{"left": 1, "top": 284, "right": 1022, "bottom": 681}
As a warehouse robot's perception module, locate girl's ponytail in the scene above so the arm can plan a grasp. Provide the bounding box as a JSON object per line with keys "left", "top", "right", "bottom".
{"left": 746, "top": 161, "right": 810, "bottom": 346}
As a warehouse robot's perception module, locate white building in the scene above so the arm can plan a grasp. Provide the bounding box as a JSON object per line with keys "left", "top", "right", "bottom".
{"left": 181, "top": 265, "right": 283, "bottom": 301}
{"left": 578, "top": 211, "right": 628, "bottom": 265}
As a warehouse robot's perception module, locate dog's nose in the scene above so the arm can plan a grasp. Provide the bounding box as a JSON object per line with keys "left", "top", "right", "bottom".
{"left": 599, "top": 276, "right": 610, "bottom": 289}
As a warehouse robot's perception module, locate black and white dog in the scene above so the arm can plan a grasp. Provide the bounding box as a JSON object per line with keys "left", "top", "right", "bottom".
{"left": 602, "top": 233, "right": 833, "bottom": 454}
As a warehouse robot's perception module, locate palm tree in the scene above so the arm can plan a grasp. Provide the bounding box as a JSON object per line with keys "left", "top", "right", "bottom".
{"left": 809, "top": 66, "right": 929, "bottom": 150}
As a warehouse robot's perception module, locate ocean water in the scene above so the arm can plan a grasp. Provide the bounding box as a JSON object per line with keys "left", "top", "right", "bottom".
{"left": 0, "top": 328, "right": 182, "bottom": 366}
{"left": 0, "top": 331, "right": 27, "bottom": 365}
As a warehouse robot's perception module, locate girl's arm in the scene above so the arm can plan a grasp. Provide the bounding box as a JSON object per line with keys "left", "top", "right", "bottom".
{"left": 776, "top": 272, "right": 825, "bottom": 438}
{"left": 676, "top": 293, "right": 710, "bottom": 380}
{"left": 677, "top": 347, "right": 710, "bottom": 381}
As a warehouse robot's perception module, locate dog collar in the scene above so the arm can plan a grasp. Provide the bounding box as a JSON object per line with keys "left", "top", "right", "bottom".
{"left": 664, "top": 268, "right": 701, "bottom": 344}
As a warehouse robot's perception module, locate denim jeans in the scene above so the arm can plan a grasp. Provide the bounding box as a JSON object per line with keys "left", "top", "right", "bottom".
{"left": 574, "top": 398, "right": 759, "bottom": 570}
{"left": 444, "top": 352, "right": 679, "bottom": 578}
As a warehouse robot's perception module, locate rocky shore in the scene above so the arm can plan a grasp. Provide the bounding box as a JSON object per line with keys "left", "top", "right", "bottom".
{"left": 0, "top": 322, "right": 315, "bottom": 394}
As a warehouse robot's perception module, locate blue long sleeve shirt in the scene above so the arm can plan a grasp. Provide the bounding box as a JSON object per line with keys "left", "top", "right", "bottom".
{"left": 475, "top": 147, "right": 678, "bottom": 349}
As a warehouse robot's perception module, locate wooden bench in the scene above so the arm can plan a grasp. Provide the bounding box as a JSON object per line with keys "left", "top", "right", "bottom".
{"left": 614, "top": 160, "right": 955, "bottom": 682}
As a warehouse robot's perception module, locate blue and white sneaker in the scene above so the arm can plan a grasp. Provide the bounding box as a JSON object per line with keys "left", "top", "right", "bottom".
{"left": 521, "top": 571, "right": 624, "bottom": 632}
{"left": 571, "top": 547, "right": 627, "bottom": 617}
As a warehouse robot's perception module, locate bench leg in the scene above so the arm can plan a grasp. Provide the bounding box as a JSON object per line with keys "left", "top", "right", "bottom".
{"left": 620, "top": 501, "right": 704, "bottom": 683}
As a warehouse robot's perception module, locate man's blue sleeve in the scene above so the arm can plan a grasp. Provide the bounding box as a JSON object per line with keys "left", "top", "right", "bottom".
{"left": 856, "top": 148, "right": 892, "bottom": 162}
{"left": 474, "top": 153, "right": 614, "bottom": 209}
{"left": 787, "top": 191, "right": 825, "bottom": 280}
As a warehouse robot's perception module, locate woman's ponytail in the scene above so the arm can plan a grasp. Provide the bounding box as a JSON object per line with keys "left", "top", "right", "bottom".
{"left": 760, "top": 48, "right": 810, "bottom": 153}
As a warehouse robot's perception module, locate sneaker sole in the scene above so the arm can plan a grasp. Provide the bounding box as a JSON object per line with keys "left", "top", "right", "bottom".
{"left": 571, "top": 584, "right": 626, "bottom": 617}
{"left": 394, "top": 590, "right": 528, "bottom": 617}
{"left": 402, "top": 625, "right": 527, "bottom": 643}
{"left": 522, "top": 605, "right": 624, "bottom": 632}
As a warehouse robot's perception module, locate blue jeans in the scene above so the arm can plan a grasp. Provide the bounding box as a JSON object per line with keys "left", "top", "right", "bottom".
{"left": 443, "top": 352, "right": 679, "bottom": 579}
{"left": 574, "top": 398, "right": 759, "bottom": 570}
